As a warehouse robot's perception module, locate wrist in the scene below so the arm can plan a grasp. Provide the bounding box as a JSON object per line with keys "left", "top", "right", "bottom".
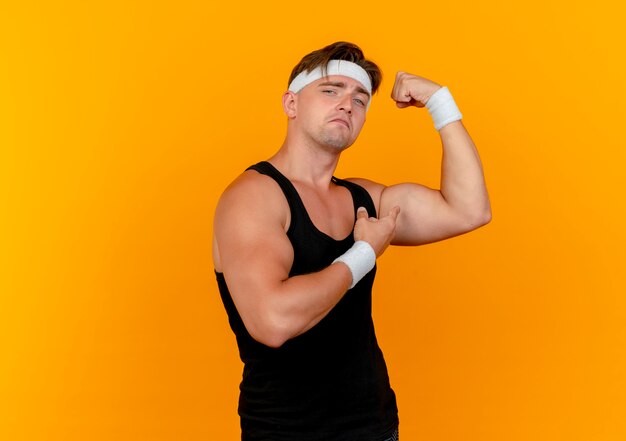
{"left": 332, "top": 240, "right": 376, "bottom": 289}
{"left": 425, "top": 86, "right": 462, "bottom": 130}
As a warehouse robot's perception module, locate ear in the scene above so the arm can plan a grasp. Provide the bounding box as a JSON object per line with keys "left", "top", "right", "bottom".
{"left": 282, "top": 91, "right": 297, "bottom": 118}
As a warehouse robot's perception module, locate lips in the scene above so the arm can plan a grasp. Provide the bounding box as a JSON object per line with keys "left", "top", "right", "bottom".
{"left": 329, "top": 118, "right": 350, "bottom": 129}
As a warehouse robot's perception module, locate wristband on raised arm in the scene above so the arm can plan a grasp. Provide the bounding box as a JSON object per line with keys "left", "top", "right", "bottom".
{"left": 426, "top": 86, "right": 462, "bottom": 130}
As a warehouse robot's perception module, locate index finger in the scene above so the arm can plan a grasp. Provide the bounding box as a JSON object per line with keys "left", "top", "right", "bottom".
{"left": 388, "top": 206, "right": 401, "bottom": 220}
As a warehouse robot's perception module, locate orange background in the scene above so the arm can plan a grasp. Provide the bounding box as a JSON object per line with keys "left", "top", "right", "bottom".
{"left": 2, "top": 1, "right": 625, "bottom": 440}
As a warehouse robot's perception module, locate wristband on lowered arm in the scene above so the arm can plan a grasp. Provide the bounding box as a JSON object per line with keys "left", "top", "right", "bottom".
{"left": 426, "top": 86, "right": 463, "bottom": 130}
{"left": 332, "top": 240, "right": 376, "bottom": 289}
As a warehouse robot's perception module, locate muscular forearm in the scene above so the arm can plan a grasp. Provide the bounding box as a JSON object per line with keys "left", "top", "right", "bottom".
{"left": 233, "top": 262, "right": 351, "bottom": 348}
{"left": 266, "top": 264, "right": 352, "bottom": 345}
{"left": 439, "top": 120, "right": 491, "bottom": 224}
{"left": 269, "top": 225, "right": 388, "bottom": 345}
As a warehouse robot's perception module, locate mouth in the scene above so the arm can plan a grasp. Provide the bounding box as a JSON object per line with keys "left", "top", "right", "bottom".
{"left": 329, "top": 118, "right": 350, "bottom": 129}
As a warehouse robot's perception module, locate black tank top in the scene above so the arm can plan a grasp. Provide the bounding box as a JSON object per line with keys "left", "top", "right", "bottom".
{"left": 215, "top": 161, "right": 398, "bottom": 441}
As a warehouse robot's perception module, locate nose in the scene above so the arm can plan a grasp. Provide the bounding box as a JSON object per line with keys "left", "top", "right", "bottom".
{"left": 337, "top": 94, "right": 352, "bottom": 114}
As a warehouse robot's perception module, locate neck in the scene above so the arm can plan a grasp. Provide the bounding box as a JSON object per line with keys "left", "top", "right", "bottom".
{"left": 268, "top": 135, "right": 343, "bottom": 188}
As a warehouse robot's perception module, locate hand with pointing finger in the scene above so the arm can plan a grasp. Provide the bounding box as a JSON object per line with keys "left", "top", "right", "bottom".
{"left": 353, "top": 206, "right": 401, "bottom": 257}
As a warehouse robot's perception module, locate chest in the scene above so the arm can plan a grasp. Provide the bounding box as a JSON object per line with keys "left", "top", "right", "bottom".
{"left": 291, "top": 183, "right": 355, "bottom": 241}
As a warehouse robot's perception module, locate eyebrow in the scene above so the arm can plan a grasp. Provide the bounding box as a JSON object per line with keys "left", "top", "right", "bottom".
{"left": 317, "top": 81, "right": 370, "bottom": 98}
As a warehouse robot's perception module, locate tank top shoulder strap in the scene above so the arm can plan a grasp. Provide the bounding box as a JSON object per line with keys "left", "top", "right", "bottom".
{"left": 245, "top": 161, "right": 307, "bottom": 227}
{"left": 331, "top": 176, "right": 378, "bottom": 218}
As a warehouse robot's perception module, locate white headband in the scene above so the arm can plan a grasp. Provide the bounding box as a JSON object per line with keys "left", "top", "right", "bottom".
{"left": 288, "top": 60, "right": 373, "bottom": 109}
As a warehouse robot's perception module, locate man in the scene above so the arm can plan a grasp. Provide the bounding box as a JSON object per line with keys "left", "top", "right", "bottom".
{"left": 213, "top": 41, "right": 491, "bottom": 441}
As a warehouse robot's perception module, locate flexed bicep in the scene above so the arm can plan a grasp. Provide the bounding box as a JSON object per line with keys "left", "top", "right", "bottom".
{"left": 381, "top": 183, "right": 470, "bottom": 246}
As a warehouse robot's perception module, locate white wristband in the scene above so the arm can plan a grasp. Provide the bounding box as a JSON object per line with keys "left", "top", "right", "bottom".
{"left": 425, "top": 86, "right": 462, "bottom": 130}
{"left": 332, "top": 240, "right": 376, "bottom": 289}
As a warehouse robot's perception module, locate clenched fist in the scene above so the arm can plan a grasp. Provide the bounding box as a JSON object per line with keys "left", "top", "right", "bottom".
{"left": 391, "top": 71, "right": 442, "bottom": 108}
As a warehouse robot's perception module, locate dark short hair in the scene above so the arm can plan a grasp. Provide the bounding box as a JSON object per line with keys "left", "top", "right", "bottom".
{"left": 288, "top": 41, "right": 382, "bottom": 94}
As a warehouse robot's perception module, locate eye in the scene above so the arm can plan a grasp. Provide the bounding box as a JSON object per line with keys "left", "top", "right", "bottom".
{"left": 353, "top": 98, "right": 365, "bottom": 106}
{"left": 322, "top": 89, "right": 336, "bottom": 95}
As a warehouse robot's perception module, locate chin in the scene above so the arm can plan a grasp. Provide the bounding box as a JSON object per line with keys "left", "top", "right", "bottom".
{"left": 320, "top": 136, "right": 352, "bottom": 151}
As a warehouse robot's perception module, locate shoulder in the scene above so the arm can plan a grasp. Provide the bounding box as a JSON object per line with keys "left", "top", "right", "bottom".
{"left": 215, "top": 169, "right": 290, "bottom": 230}
{"left": 220, "top": 168, "right": 281, "bottom": 202}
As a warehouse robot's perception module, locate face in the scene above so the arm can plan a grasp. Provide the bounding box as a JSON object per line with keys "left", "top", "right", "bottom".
{"left": 290, "top": 75, "right": 370, "bottom": 151}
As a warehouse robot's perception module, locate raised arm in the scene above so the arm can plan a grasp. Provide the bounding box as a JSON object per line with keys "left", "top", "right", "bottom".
{"left": 213, "top": 171, "right": 399, "bottom": 348}
{"left": 380, "top": 72, "right": 491, "bottom": 245}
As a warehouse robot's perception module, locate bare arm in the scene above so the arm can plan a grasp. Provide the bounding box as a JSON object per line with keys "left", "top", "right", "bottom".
{"left": 383, "top": 119, "right": 491, "bottom": 245}
{"left": 213, "top": 172, "right": 398, "bottom": 348}
{"left": 355, "top": 72, "right": 491, "bottom": 246}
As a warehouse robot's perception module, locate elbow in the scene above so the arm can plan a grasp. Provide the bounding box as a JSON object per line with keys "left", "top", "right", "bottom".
{"left": 472, "top": 197, "right": 492, "bottom": 228}
{"left": 251, "top": 331, "right": 289, "bottom": 349}
{"left": 478, "top": 206, "right": 492, "bottom": 227}
{"left": 246, "top": 312, "right": 293, "bottom": 349}
{"left": 464, "top": 206, "right": 492, "bottom": 231}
